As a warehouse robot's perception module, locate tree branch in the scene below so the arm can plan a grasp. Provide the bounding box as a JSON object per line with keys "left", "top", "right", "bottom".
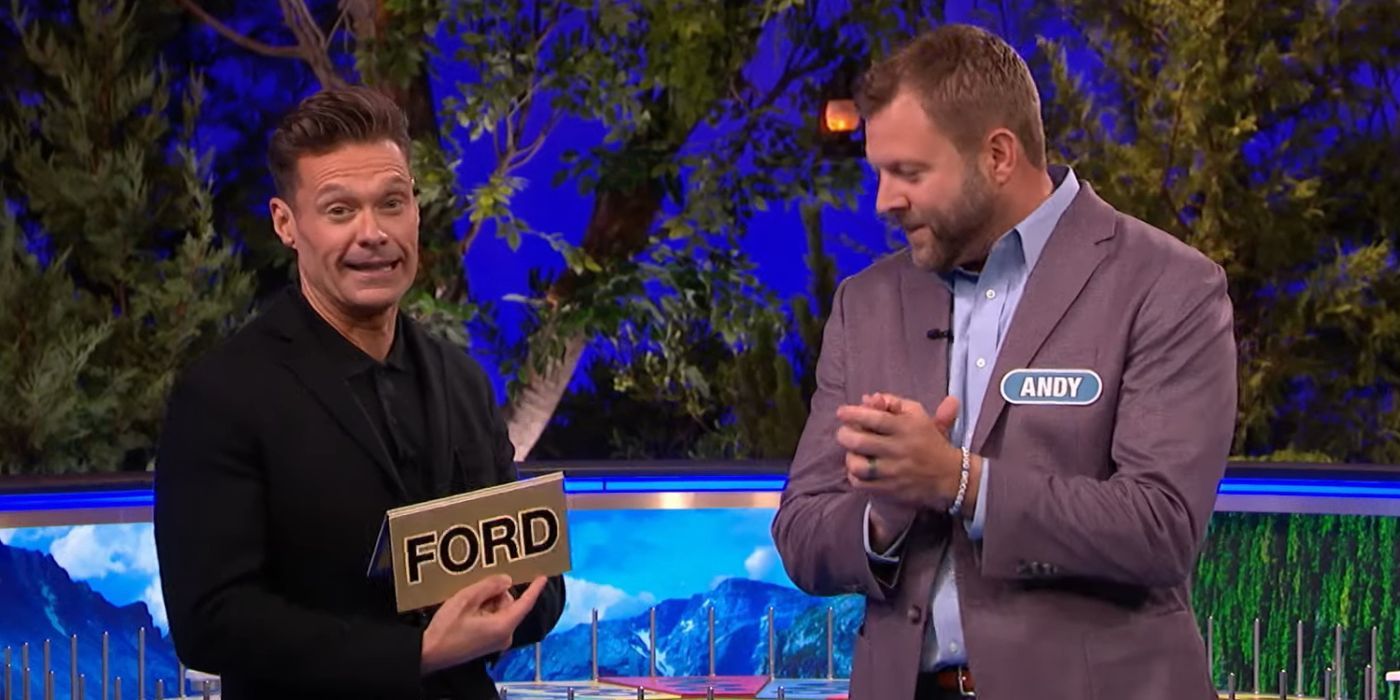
{"left": 172, "top": 0, "right": 303, "bottom": 58}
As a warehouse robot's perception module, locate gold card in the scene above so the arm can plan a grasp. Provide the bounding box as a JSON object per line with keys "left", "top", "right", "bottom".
{"left": 369, "top": 472, "right": 571, "bottom": 612}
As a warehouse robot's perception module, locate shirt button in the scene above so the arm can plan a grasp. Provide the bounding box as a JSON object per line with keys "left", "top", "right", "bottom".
{"left": 976, "top": 358, "right": 987, "bottom": 368}
{"left": 985, "top": 289, "right": 996, "bottom": 300}
{"left": 949, "top": 642, "right": 960, "bottom": 653}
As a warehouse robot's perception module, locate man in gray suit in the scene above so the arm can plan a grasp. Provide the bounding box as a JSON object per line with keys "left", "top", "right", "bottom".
{"left": 772, "top": 24, "right": 1236, "bottom": 700}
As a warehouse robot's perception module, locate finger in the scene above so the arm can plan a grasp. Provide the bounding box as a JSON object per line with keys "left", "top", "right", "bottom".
{"left": 454, "top": 573, "right": 514, "bottom": 610}
{"left": 884, "top": 394, "right": 929, "bottom": 418}
{"left": 933, "top": 395, "right": 960, "bottom": 434}
{"left": 482, "top": 589, "right": 516, "bottom": 613}
{"left": 835, "top": 425, "right": 895, "bottom": 456}
{"left": 845, "top": 451, "right": 877, "bottom": 481}
{"left": 836, "top": 405, "right": 901, "bottom": 435}
{"left": 499, "top": 576, "right": 549, "bottom": 627}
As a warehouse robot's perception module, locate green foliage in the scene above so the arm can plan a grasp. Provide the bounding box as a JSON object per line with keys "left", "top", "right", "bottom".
{"left": 1194, "top": 512, "right": 1400, "bottom": 699}
{"left": 0, "top": 0, "right": 251, "bottom": 474}
{"left": 1040, "top": 0, "right": 1400, "bottom": 462}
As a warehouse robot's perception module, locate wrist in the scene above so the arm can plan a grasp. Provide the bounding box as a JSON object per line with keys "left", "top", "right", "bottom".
{"left": 945, "top": 445, "right": 974, "bottom": 517}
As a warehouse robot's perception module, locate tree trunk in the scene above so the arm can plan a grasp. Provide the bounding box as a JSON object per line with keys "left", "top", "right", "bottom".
{"left": 503, "top": 181, "right": 664, "bottom": 458}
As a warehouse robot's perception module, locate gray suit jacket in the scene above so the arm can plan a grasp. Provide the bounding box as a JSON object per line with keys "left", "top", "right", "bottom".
{"left": 772, "top": 182, "right": 1236, "bottom": 700}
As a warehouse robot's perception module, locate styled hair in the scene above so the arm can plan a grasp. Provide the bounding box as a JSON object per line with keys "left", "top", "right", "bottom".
{"left": 267, "top": 86, "right": 412, "bottom": 198}
{"left": 855, "top": 24, "right": 1046, "bottom": 168}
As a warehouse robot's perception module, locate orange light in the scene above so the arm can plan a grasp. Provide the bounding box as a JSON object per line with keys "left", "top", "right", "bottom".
{"left": 822, "top": 99, "right": 860, "bottom": 133}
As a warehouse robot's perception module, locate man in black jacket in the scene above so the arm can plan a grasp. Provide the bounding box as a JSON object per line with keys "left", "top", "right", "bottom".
{"left": 154, "top": 87, "right": 565, "bottom": 699}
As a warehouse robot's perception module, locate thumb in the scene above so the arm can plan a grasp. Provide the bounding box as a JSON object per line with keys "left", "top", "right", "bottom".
{"left": 933, "top": 395, "right": 960, "bottom": 434}
{"left": 499, "top": 576, "right": 549, "bottom": 627}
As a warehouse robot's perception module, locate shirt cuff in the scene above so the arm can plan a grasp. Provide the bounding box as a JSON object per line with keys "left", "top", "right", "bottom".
{"left": 864, "top": 501, "right": 910, "bottom": 563}
{"left": 964, "top": 457, "right": 990, "bottom": 541}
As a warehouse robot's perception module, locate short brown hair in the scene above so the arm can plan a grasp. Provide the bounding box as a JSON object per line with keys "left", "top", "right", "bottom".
{"left": 856, "top": 24, "right": 1046, "bottom": 168}
{"left": 267, "top": 86, "right": 412, "bottom": 198}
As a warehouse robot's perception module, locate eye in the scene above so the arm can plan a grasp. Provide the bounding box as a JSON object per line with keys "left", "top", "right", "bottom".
{"left": 326, "top": 204, "right": 354, "bottom": 219}
{"left": 892, "top": 168, "right": 922, "bottom": 184}
{"left": 382, "top": 197, "right": 404, "bottom": 212}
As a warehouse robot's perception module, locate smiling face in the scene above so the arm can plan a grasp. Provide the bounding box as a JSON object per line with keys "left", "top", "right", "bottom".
{"left": 864, "top": 90, "right": 998, "bottom": 273}
{"left": 269, "top": 139, "right": 419, "bottom": 320}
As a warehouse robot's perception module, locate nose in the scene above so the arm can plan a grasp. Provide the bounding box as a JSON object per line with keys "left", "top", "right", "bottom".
{"left": 355, "top": 211, "right": 389, "bottom": 246}
{"left": 874, "top": 173, "right": 907, "bottom": 217}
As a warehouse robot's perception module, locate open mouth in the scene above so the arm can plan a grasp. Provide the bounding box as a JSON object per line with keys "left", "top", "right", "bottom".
{"left": 344, "top": 259, "right": 401, "bottom": 273}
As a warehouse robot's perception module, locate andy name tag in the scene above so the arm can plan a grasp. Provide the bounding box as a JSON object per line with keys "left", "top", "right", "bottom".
{"left": 1000, "top": 368, "right": 1102, "bottom": 405}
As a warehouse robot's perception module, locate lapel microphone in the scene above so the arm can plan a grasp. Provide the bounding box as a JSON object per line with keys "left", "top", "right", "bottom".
{"left": 926, "top": 328, "right": 953, "bottom": 341}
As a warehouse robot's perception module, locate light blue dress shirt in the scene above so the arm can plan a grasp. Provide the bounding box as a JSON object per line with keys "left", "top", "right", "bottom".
{"left": 863, "top": 166, "right": 1080, "bottom": 670}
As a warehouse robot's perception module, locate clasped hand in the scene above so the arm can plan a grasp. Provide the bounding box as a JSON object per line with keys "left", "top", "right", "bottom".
{"left": 836, "top": 392, "right": 967, "bottom": 511}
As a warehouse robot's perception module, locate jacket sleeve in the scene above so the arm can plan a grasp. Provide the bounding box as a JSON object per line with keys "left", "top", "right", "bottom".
{"left": 771, "top": 279, "right": 928, "bottom": 601}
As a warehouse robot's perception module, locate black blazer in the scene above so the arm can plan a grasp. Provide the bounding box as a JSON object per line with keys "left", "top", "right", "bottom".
{"left": 154, "top": 289, "right": 564, "bottom": 699}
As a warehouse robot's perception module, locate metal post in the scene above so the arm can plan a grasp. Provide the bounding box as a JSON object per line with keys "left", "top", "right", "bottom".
{"left": 534, "top": 643, "right": 542, "bottom": 684}
{"left": 1325, "top": 666, "right": 1333, "bottom": 700}
{"left": 1207, "top": 616, "right": 1215, "bottom": 685}
{"left": 826, "top": 607, "right": 834, "bottom": 680}
{"left": 1298, "top": 620, "right": 1305, "bottom": 698}
{"left": 707, "top": 606, "right": 715, "bottom": 678}
{"left": 1335, "top": 625, "right": 1343, "bottom": 700}
{"left": 41, "top": 641, "right": 49, "bottom": 700}
{"left": 100, "top": 633, "right": 107, "bottom": 700}
{"left": 1228, "top": 672, "right": 1236, "bottom": 700}
{"left": 1279, "top": 670, "right": 1287, "bottom": 699}
{"left": 200, "top": 680, "right": 210, "bottom": 700}
{"left": 69, "top": 636, "right": 77, "bottom": 700}
{"left": 767, "top": 607, "right": 776, "bottom": 678}
{"left": 153, "top": 681, "right": 161, "bottom": 700}
{"left": 112, "top": 678, "right": 119, "bottom": 700}
{"left": 591, "top": 609, "right": 599, "bottom": 682}
{"left": 649, "top": 608, "right": 657, "bottom": 678}
{"left": 4, "top": 646, "right": 10, "bottom": 700}
{"left": 22, "top": 643, "right": 30, "bottom": 700}
{"left": 1371, "top": 626, "right": 1379, "bottom": 700}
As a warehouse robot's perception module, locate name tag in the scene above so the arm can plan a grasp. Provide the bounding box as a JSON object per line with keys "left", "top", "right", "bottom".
{"left": 1000, "top": 369, "right": 1102, "bottom": 405}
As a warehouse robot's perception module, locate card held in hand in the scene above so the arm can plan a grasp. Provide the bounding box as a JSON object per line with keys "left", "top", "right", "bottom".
{"left": 367, "top": 472, "right": 571, "bottom": 612}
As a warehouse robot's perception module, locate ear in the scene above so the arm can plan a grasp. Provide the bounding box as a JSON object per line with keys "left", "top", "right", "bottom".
{"left": 269, "top": 197, "right": 297, "bottom": 250}
{"left": 984, "top": 128, "right": 1020, "bottom": 185}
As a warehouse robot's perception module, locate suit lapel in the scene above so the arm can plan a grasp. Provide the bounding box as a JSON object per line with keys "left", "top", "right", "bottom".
{"left": 969, "top": 183, "right": 1118, "bottom": 452}
{"left": 265, "top": 292, "right": 410, "bottom": 501}
{"left": 404, "top": 320, "right": 454, "bottom": 497}
{"left": 898, "top": 257, "right": 953, "bottom": 413}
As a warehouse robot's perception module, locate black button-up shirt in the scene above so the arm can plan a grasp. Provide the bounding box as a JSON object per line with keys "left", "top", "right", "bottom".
{"left": 296, "top": 292, "right": 432, "bottom": 502}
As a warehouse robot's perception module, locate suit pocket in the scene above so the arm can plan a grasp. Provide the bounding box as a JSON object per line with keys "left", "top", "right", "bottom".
{"left": 1085, "top": 610, "right": 1214, "bottom": 700}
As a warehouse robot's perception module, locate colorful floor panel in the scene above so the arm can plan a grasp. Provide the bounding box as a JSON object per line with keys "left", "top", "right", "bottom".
{"left": 754, "top": 679, "right": 849, "bottom": 699}
{"left": 496, "top": 681, "right": 680, "bottom": 698}
{"left": 496, "top": 677, "right": 851, "bottom": 699}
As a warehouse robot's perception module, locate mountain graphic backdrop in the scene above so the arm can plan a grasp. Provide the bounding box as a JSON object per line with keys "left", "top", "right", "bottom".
{"left": 0, "top": 540, "right": 181, "bottom": 700}
{"left": 489, "top": 578, "right": 863, "bottom": 681}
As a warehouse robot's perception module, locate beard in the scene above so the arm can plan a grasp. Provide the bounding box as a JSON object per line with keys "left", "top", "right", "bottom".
{"left": 899, "top": 165, "right": 997, "bottom": 273}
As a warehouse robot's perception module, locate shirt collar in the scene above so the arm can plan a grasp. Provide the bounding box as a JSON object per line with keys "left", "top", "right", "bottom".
{"left": 939, "top": 165, "right": 1080, "bottom": 288}
{"left": 293, "top": 288, "right": 408, "bottom": 376}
